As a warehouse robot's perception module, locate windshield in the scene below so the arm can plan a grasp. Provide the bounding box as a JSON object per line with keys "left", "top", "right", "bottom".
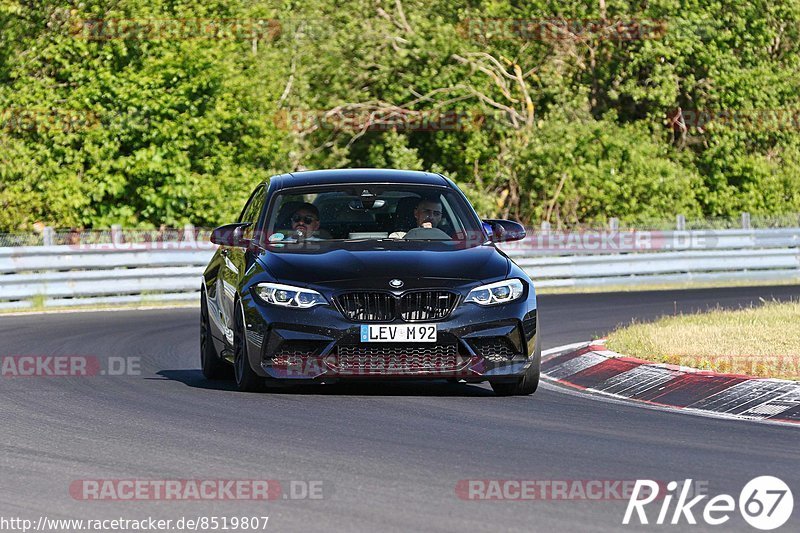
{"left": 263, "top": 185, "right": 486, "bottom": 248}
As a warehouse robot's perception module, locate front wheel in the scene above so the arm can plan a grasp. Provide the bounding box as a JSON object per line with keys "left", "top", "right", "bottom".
{"left": 491, "top": 326, "right": 541, "bottom": 396}
{"left": 233, "top": 301, "right": 264, "bottom": 392}
{"left": 490, "top": 362, "right": 540, "bottom": 396}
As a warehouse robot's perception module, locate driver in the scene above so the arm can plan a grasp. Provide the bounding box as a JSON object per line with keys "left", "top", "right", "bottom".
{"left": 413, "top": 198, "right": 443, "bottom": 229}
{"left": 389, "top": 197, "right": 445, "bottom": 239}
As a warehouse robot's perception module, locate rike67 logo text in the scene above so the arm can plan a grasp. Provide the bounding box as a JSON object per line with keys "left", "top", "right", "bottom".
{"left": 624, "top": 477, "right": 793, "bottom": 530}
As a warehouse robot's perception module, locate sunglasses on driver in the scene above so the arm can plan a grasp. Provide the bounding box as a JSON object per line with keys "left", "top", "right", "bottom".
{"left": 291, "top": 215, "right": 318, "bottom": 224}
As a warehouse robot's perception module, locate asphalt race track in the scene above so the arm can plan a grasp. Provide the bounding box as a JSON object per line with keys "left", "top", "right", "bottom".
{"left": 2, "top": 285, "right": 799, "bottom": 532}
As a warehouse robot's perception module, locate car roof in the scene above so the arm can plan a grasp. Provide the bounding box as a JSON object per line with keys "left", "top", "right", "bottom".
{"left": 272, "top": 168, "right": 449, "bottom": 189}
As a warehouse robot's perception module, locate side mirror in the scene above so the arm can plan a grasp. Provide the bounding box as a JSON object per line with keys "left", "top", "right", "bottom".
{"left": 482, "top": 219, "right": 526, "bottom": 243}
{"left": 210, "top": 222, "right": 252, "bottom": 248}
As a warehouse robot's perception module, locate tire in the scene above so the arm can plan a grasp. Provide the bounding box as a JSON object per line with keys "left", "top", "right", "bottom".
{"left": 201, "top": 287, "right": 230, "bottom": 380}
{"left": 490, "top": 362, "right": 540, "bottom": 396}
{"left": 233, "top": 300, "right": 264, "bottom": 392}
{"left": 491, "top": 325, "right": 541, "bottom": 396}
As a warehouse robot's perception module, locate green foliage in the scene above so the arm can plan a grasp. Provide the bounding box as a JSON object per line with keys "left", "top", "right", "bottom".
{"left": 1, "top": 0, "right": 799, "bottom": 230}
{"left": 484, "top": 114, "right": 703, "bottom": 225}
{"left": 0, "top": 0, "right": 285, "bottom": 229}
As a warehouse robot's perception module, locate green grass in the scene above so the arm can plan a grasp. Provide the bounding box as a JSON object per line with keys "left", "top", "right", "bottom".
{"left": 606, "top": 300, "right": 800, "bottom": 380}
{"left": 29, "top": 293, "right": 46, "bottom": 309}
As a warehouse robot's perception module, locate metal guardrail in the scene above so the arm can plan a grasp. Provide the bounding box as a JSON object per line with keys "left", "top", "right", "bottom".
{"left": 0, "top": 245, "right": 212, "bottom": 310}
{"left": 509, "top": 228, "right": 799, "bottom": 287}
{"left": 0, "top": 228, "right": 798, "bottom": 309}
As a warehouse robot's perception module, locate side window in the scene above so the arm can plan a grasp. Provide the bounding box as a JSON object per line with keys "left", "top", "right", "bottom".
{"left": 239, "top": 185, "right": 266, "bottom": 241}
{"left": 440, "top": 195, "right": 462, "bottom": 234}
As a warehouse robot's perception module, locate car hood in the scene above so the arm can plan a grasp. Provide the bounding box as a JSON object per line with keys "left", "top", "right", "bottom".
{"left": 258, "top": 243, "right": 509, "bottom": 287}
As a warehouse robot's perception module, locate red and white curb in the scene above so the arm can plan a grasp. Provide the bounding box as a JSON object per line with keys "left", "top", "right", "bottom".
{"left": 542, "top": 341, "right": 800, "bottom": 424}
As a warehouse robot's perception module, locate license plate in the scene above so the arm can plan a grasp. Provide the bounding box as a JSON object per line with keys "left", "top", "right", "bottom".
{"left": 360, "top": 324, "right": 437, "bottom": 343}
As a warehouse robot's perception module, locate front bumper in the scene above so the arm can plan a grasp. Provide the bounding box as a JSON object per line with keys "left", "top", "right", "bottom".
{"left": 241, "top": 292, "right": 538, "bottom": 382}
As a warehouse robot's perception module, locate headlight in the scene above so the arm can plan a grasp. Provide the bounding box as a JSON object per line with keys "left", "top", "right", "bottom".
{"left": 464, "top": 279, "right": 524, "bottom": 306}
{"left": 254, "top": 283, "right": 327, "bottom": 308}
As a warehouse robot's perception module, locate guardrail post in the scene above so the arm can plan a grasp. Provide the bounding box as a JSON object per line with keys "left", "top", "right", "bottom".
{"left": 676, "top": 214, "right": 686, "bottom": 231}
{"left": 183, "top": 224, "right": 196, "bottom": 244}
{"left": 608, "top": 218, "right": 619, "bottom": 231}
{"left": 741, "top": 212, "right": 751, "bottom": 229}
{"left": 111, "top": 224, "right": 123, "bottom": 246}
{"left": 42, "top": 226, "right": 54, "bottom": 246}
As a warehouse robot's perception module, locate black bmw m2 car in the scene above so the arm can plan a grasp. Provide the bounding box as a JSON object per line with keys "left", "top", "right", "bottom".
{"left": 201, "top": 169, "right": 540, "bottom": 395}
